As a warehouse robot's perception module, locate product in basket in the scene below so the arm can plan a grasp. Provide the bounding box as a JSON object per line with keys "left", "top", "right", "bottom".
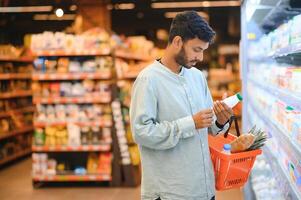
{"left": 230, "top": 126, "right": 267, "bottom": 153}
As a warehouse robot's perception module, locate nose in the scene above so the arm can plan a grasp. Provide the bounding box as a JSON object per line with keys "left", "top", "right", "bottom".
{"left": 196, "top": 52, "right": 203, "bottom": 62}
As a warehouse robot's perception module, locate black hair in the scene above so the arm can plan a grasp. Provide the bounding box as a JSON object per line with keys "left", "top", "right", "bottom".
{"left": 168, "top": 11, "right": 216, "bottom": 44}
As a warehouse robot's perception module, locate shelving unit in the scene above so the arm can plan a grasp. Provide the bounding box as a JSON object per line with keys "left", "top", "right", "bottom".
{"left": 0, "top": 73, "right": 32, "bottom": 80}
{"left": 113, "top": 51, "right": 154, "bottom": 187}
{"left": 0, "top": 91, "right": 33, "bottom": 99}
{"left": 34, "top": 120, "right": 112, "bottom": 128}
{"left": 0, "top": 126, "right": 34, "bottom": 140}
{"left": 241, "top": 1, "right": 301, "bottom": 199}
{"left": 32, "top": 174, "right": 111, "bottom": 182}
{"left": 0, "top": 56, "right": 34, "bottom": 166}
{"left": 246, "top": 103, "right": 300, "bottom": 200}
{"left": 32, "top": 144, "right": 111, "bottom": 152}
{"left": 32, "top": 72, "right": 111, "bottom": 81}
{"left": 31, "top": 51, "right": 116, "bottom": 186}
{"left": 33, "top": 96, "right": 111, "bottom": 104}
{"left": 0, "top": 148, "right": 31, "bottom": 166}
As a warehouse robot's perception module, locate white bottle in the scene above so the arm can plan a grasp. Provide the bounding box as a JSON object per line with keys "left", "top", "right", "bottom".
{"left": 223, "top": 93, "right": 243, "bottom": 108}
{"left": 222, "top": 144, "right": 231, "bottom": 155}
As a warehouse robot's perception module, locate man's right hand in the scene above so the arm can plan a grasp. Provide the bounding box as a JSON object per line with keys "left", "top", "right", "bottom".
{"left": 192, "top": 108, "right": 214, "bottom": 129}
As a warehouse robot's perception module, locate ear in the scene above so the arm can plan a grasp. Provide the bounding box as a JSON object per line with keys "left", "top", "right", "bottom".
{"left": 171, "top": 36, "right": 183, "bottom": 52}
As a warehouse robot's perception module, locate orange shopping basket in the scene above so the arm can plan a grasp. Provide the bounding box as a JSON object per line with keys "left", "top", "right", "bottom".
{"left": 208, "top": 115, "right": 262, "bottom": 191}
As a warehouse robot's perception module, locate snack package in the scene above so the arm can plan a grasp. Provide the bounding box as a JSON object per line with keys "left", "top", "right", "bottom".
{"left": 60, "top": 82, "right": 72, "bottom": 97}
{"left": 57, "top": 58, "right": 69, "bottom": 73}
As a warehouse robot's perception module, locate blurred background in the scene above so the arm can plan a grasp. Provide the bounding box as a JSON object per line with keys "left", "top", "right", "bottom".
{"left": 0, "top": 0, "right": 301, "bottom": 200}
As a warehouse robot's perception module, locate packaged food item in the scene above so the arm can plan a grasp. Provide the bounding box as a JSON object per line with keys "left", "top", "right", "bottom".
{"left": 57, "top": 58, "right": 69, "bottom": 73}
{"left": 67, "top": 123, "right": 81, "bottom": 146}
{"left": 34, "top": 128, "right": 45, "bottom": 146}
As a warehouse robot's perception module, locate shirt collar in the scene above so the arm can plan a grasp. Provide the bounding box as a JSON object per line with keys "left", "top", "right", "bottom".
{"left": 155, "top": 59, "right": 185, "bottom": 77}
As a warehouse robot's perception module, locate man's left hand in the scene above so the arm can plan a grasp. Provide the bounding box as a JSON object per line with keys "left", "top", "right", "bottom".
{"left": 213, "top": 101, "right": 233, "bottom": 126}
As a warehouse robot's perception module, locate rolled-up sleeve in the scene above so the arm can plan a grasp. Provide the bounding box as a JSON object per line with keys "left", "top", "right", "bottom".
{"left": 130, "top": 75, "right": 196, "bottom": 150}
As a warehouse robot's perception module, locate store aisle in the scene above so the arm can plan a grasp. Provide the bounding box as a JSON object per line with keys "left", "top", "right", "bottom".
{"left": 0, "top": 158, "right": 243, "bottom": 200}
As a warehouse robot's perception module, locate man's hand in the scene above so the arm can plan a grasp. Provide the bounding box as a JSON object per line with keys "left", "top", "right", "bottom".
{"left": 192, "top": 108, "right": 214, "bottom": 129}
{"left": 213, "top": 100, "right": 233, "bottom": 126}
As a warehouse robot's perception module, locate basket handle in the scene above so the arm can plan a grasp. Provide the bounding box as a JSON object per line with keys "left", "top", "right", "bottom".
{"left": 223, "top": 115, "right": 241, "bottom": 138}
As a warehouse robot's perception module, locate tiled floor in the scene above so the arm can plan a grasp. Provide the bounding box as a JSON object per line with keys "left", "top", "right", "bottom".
{"left": 0, "top": 158, "right": 244, "bottom": 200}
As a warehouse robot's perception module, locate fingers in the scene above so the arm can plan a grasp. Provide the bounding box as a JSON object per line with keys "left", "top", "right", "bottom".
{"left": 201, "top": 108, "right": 213, "bottom": 115}
{"left": 201, "top": 113, "right": 214, "bottom": 119}
{"left": 214, "top": 101, "right": 227, "bottom": 118}
{"left": 220, "top": 101, "right": 233, "bottom": 115}
{"left": 201, "top": 118, "right": 214, "bottom": 128}
{"left": 214, "top": 101, "right": 232, "bottom": 116}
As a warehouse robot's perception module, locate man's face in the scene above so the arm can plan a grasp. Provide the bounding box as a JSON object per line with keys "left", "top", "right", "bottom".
{"left": 175, "top": 37, "right": 209, "bottom": 69}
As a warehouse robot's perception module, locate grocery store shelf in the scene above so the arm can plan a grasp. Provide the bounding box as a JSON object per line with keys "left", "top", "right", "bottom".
{"left": 33, "top": 95, "right": 111, "bottom": 104}
{"left": 249, "top": 43, "right": 301, "bottom": 65}
{"left": 32, "top": 144, "right": 111, "bottom": 152}
{"left": 0, "top": 148, "right": 31, "bottom": 166}
{"left": 32, "top": 174, "right": 112, "bottom": 182}
{"left": 263, "top": 146, "right": 301, "bottom": 200}
{"left": 34, "top": 49, "right": 111, "bottom": 57}
{"left": 0, "top": 126, "right": 34, "bottom": 140}
{"left": 273, "top": 42, "right": 301, "bottom": 57}
{"left": 0, "top": 57, "right": 34, "bottom": 62}
{"left": 118, "top": 72, "right": 139, "bottom": 79}
{"left": 0, "top": 73, "right": 32, "bottom": 80}
{"left": 248, "top": 77, "right": 301, "bottom": 111}
{"left": 32, "top": 72, "right": 112, "bottom": 81}
{"left": 0, "top": 91, "right": 32, "bottom": 99}
{"left": 248, "top": 100, "right": 301, "bottom": 158}
{"left": 115, "top": 50, "right": 153, "bottom": 61}
{"left": 0, "top": 106, "right": 35, "bottom": 118}
{"left": 34, "top": 119, "right": 112, "bottom": 128}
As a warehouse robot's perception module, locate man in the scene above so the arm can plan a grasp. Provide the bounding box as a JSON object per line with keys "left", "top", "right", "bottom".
{"left": 130, "top": 11, "right": 233, "bottom": 200}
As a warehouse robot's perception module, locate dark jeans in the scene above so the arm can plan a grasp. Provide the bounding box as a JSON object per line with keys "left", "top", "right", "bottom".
{"left": 156, "top": 196, "right": 215, "bottom": 200}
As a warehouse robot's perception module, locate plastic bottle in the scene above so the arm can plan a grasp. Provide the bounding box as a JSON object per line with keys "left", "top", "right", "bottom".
{"left": 223, "top": 93, "right": 243, "bottom": 108}
{"left": 222, "top": 144, "right": 231, "bottom": 155}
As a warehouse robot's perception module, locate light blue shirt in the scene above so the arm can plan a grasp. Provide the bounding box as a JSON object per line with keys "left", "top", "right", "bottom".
{"left": 130, "top": 60, "right": 229, "bottom": 200}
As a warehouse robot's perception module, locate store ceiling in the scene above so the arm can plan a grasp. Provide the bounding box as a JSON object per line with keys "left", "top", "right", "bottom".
{"left": 0, "top": 0, "right": 240, "bottom": 45}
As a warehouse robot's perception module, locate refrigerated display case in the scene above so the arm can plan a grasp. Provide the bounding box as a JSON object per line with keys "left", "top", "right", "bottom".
{"left": 241, "top": 0, "right": 301, "bottom": 199}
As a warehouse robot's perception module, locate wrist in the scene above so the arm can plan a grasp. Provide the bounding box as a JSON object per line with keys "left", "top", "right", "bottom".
{"left": 215, "top": 120, "right": 228, "bottom": 129}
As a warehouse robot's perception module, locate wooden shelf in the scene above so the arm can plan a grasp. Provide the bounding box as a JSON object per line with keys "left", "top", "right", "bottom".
{"left": 0, "top": 126, "right": 34, "bottom": 140}
{"left": 0, "top": 57, "right": 34, "bottom": 62}
{"left": 34, "top": 120, "right": 112, "bottom": 128}
{"left": 32, "top": 174, "right": 111, "bottom": 182}
{"left": 33, "top": 95, "right": 111, "bottom": 104}
{"left": 0, "top": 148, "right": 31, "bottom": 165}
{"left": 0, "top": 73, "right": 32, "bottom": 80}
{"left": 32, "top": 144, "right": 111, "bottom": 152}
{"left": 115, "top": 50, "right": 153, "bottom": 61}
{"left": 0, "top": 91, "right": 32, "bottom": 99}
{"left": 34, "top": 49, "right": 111, "bottom": 57}
{"left": 0, "top": 106, "right": 35, "bottom": 118}
{"left": 118, "top": 71, "right": 140, "bottom": 80}
{"left": 32, "top": 72, "right": 112, "bottom": 81}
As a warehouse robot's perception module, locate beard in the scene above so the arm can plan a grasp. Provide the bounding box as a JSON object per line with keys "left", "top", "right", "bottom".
{"left": 175, "top": 47, "right": 198, "bottom": 69}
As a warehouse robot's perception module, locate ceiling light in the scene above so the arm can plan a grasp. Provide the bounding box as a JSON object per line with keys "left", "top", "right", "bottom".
{"left": 164, "top": 11, "right": 209, "bottom": 20}
{"left": 107, "top": 4, "right": 113, "bottom": 10}
{"left": 70, "top": 5, "right": 77, "bottom": 11}
{"left": 151, "top": 1, "right": 240, "bottom": 9}
{"left": 55, "top": 8, "right": 64, "bottom": 18}
{"left": 114, "top": 3, "right": 135, "bottom": 10}
{"left": 0, "top": 6, "right": 52, "bottom": 13}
